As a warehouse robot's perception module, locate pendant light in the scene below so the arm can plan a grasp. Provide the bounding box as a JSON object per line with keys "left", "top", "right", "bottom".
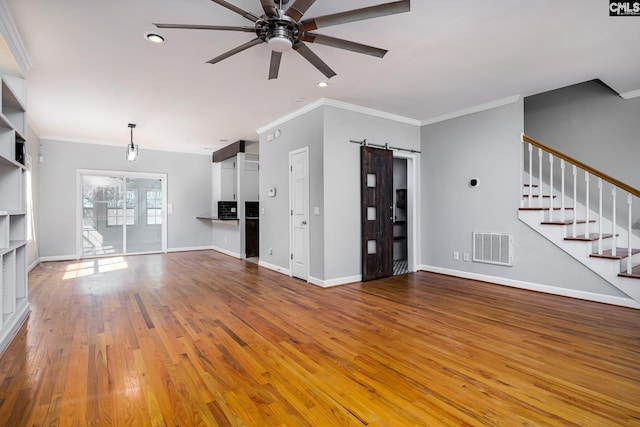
{"left": 126, "top": 123, "right": 138, "bottom": 162}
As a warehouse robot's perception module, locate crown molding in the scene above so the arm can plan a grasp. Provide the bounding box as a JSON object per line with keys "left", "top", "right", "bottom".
{"left": 0, "top": 0, "right": 32, "bottom": 76}
{"left": 420, "top": 95, "right": 521, "bottom": 126}
{"left": 620, "top": 89, "right": 640, "bottom": 100}
{"left": 256, "top": 98, "right": 421, "bottom": 134}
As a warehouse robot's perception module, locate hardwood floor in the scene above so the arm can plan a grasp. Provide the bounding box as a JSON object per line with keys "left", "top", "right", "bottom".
{"left": 1, "top": 251, "right": 639, "bottom": 426}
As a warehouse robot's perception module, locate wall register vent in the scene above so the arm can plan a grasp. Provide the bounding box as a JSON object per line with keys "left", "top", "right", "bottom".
{"left": 472, "top": 232, "right": 513, "bottom": 266}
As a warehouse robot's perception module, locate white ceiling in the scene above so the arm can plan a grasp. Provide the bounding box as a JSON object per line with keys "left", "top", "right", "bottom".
{"left": 5, "top": 0, "right": 640, "bottom": 155}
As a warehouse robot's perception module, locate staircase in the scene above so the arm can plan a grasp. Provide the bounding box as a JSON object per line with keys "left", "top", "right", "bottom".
{"left": 518, "top": 134, "right": 640, "bottom": 304}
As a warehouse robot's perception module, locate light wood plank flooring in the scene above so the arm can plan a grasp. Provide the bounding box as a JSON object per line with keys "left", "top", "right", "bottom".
{"left": 1, "top": 250, "right": 639, "bottom": 426}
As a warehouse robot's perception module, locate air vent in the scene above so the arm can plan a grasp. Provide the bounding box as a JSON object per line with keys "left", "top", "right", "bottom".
{"left": 472, "top": 232, "right": 513, "bottom": 266}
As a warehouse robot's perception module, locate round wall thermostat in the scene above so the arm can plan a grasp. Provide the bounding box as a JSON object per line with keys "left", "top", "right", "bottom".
{"left": 469, "top": 178, "right": 479, "bottom": 187}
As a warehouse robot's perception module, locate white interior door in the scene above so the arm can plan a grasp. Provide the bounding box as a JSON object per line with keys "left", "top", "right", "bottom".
{"left": 289, "top": 148, "right": 309, "bottom": 280}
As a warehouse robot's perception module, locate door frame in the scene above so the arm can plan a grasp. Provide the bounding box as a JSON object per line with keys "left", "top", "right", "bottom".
{"left": 392, "top": 151, "right": 419, "bottom": 273}
{"left": 288, "top": 147, "right": 310, "bottom": 280}
{"left": 76, "top": 169, "right": 168, "bottom": 259}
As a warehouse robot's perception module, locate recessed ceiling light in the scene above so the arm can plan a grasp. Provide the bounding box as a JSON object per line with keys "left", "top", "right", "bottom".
{"left": 316, "top": 81, "right": 329, "bottom": 88}
{"left": 146, "top": 33, "right": 165, "bottom": 43}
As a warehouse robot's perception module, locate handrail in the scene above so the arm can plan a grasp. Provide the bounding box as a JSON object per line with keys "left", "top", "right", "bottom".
{"left": 522, "top": 134, "right": 640, "bottom": 198}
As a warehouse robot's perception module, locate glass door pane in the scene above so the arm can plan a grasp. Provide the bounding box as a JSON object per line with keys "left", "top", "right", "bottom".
{"left": 82, "top": 175, "right": 124, "bottom": 257}
{"left": 125, "top": 177, "right": 162, "bottom": 254}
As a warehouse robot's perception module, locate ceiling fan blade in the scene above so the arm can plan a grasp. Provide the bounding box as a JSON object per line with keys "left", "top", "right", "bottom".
{"left": 210, "top": 0, "right": 260, "bottom": 22}
{"left": 268, "top": 51, "right": 283, "bottom": 80}
{"left": 207, "top": 38, "right": 264, "bottom": 65}
{"left": 293, "top": 42, "right": 336, "bottom": 79}
{"left": 301, "top": 0, "right": 409, "bottom": 31}
{"left": 285, "top": 0, "right": 317, "bottom": 21}
{"left": 303, "top": 33, "right": 387, "bottom": 58}
{"left": 154, "top": 23, "right": 255, "bottom": 32}
{"left": 260, "top": 0, "right": 279, "bottom": 17}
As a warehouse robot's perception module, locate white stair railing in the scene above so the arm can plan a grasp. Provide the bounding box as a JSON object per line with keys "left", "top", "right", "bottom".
{"left": 522, "top": 134, "right": 639, "bottom": 276}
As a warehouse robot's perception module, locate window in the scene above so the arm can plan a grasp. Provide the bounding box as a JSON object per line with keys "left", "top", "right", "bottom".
{"left": 107, "top": 189, "right": 136, "bottom": 226}
{"left": 146, "top": 190, "right": 162, "bottom": 225}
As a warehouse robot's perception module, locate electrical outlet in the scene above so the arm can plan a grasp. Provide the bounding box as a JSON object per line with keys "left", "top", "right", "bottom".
{"left": 269, "top": 247, "right": 273, "bottom": 255}
{"left": 463, "top": 252, "right": 470, "bottom": 262}
{"left": 453, "top": 251, "right": 459, "bottom": 260}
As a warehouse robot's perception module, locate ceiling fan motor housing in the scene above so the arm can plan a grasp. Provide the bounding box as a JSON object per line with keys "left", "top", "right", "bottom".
{"left": 257, "top": 16, "right": 300, "bottom": 52}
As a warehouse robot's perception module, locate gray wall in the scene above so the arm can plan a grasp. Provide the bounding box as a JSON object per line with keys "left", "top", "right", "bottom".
{"left": 525, "top": 80, "right": 640, "bottom": 189}
{"left": 38, "top": 139, "right": 212, "bottom": 258}
{"left": 259, "top": 108, "right": 324, "bottom": 278}
{"left": 323, "top": 106, "right": 420, "bottom": 280}
{"left": 525, "top": 80, "right": 640, "bottom": 230}
{"left": 420, "top": 99, "right": 625, "bottom": 297}
{"left": 26, "top": 124, "right": 39, "bottom": 267}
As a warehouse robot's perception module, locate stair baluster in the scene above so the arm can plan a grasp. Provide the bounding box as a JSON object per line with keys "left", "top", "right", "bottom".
{"left": 612, "top": 188, "right": 617, "bottom": 257}
{"left": 528, "top": 143, "right": 533, "bottom": 208}
{"left": 572, "top": 165, "right": 578, "bottom": 238}
{"left": 598, "top": 178, "right": 603, "bottom": 255}
{"left": 585, "top": 172, "right": 590, "bottom": 237}
{"left": 628, "top": 194, "right": 633, "bottom": 275}
{"left": 538, "top": 148, "right": 543, "bottom": 208}
{"left": 560, "top": 160, "right": 566, "bottom": 222}
{"left": 548, "top": 154, "right": 554, "bottom": 222}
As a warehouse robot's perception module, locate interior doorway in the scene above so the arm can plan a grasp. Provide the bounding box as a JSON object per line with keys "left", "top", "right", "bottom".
{"left": 289, "top": 147, "right": 309, "bottom": 280}
{"left": 78, "top": 170, "right": 167, "bottom": 258}
{"left": 393, "top": 157, "right": 409, "bottom": 275}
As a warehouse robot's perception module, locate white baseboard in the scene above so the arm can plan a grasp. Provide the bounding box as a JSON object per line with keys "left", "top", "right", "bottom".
{"left": 39, "top": 254, "right": 77, "bottom": 262}
{"left": 168, "top": 246, "right": 214, "bottom": 253}
{"left": 308, "top": 275, "right": 362, "bottom": 288}
{"left": 28, "top": 259, "right": 40, "bottom": 272}
{"left": 0, "top": 300, "right": 30, "bottom": 356}
{"left": 210, "top": 246, "right": 242, "bottom": 259}
{"left": 258, "top": 260, "right": 291, "bottom": 276}
{"left": 417, "top": 265, "right": 640, "bottom": 310}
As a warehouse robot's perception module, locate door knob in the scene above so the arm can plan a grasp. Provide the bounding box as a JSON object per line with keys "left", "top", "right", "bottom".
{"left": 301, "top": 221, "right": 307, "bottom": 225}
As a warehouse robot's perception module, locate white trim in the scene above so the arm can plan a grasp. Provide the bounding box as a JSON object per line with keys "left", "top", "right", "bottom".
{"left": 620, "top": 89, "right": 640, "bottom": 100}
{"left": 393, "top": 150, "right": 420, "bottom": 273}
{"left": 308, "top": 275, "right": 362, "bottom": 288}
{"left": 417, "top": 264, "right": 640, "bottom": 310}
{"left": 28, "top": 259, "right": 39, "bottom": 272}
{"left": 289, "top": 146, "right": 310, "bottom": 281}
{"left": 0, "top": 299, "right": 30, "bottom": 355}
{"left": 210, "top": 245, "right": 242, "bottom": 259}
{"left": 40, "top": 254, "right": 77, "bottom": 262}
{"left": 0, "top": 0, "right": 32, "bottom": 76}
{"left": 258, "top": 260, "right": 291, "bottom": 276}
{"left": 167, "top": 246, "right": 213, "bottom": 253}
{"left": 76, "top": 169, "right": 168, "bottom": 257}
{"left": 39, "top": 137, "right": 212, "bottom": 156}
{"left": 256, "top": 98, "right": 421, "bottom": 134}
{"left": 420, "top": 95, "right": 521, "bottom": 126}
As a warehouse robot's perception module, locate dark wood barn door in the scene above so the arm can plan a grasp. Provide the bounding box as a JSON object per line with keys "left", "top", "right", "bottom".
{"left": 361, "top": 146, "right": 393, "bottom": 281}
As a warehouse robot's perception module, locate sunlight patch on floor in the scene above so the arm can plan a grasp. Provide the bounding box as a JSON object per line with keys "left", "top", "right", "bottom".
{"left": 62, "top": 257, "right": 129, "bottom": 279}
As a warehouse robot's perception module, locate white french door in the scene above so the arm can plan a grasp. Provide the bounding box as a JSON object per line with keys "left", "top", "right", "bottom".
{"left": 78, "top": 170, "right": 167, "bottom": 258}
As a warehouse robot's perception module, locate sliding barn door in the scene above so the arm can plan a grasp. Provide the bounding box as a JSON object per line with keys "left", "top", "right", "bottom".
{"left": 361, "top": 146, "right": 393, "bottom": 281}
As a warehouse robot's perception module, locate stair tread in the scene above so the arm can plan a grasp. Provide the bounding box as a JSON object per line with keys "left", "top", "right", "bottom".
{"left": 564, "top": 233, "right": 614, "bottom": 242}
{"left": 618, "top": 264, "right": 640, "bottom": 279}
{"left": 541, "top": 220, "right": 596, "bottom": 225}
{"left": 523, "top": 194, "right": 556, "bottom": 198}
{"left": 590, "top": 248, "right": 640, "bottom": 260}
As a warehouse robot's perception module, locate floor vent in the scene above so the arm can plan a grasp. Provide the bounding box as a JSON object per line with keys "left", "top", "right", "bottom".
{"left": 473, "top": 232, "right": 513, "bottom": 266}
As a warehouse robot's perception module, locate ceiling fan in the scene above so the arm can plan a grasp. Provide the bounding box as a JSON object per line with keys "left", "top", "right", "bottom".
{"left": 154, "top": 0, "right": 410, "bottom": 80}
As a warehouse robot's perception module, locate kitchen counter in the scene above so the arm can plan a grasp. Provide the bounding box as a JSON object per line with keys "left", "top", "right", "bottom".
{"left": 196, "top": 216, "right": 239, "bottom": 225}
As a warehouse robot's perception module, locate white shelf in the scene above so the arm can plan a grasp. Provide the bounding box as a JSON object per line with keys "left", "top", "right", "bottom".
{"left": 0, "top": 71, "right": 29, "bottom": 354}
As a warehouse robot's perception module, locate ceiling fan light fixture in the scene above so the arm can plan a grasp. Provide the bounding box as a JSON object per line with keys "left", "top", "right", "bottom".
{"left": 126, "top": 123, "right": 139, "bottom": 162}
{"left": 145, "top": 33, "right": 165, "bottom": 43}
{"left": 268, "top": 36, "right": 293, "bottom": 52}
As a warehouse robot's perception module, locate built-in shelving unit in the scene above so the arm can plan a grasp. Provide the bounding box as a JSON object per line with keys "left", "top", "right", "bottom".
{"left": 0, "top": 73, "right": 30, "bottom": 354}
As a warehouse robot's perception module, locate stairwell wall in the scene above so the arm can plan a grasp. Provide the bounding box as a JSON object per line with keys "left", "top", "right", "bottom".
{"left": 420, "top": 98, "right": 629, "bottom": 300}
{"left": 525, "top": 80, "right": 640, "bottom": 231}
